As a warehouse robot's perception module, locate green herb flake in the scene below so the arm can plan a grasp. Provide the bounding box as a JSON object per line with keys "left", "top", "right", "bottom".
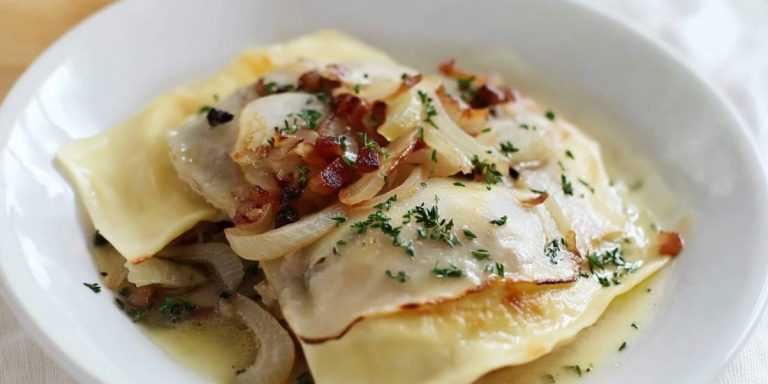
{"left": 453, "top": 182, "right": 466, "bottom": 187}
{"left": 481, "top": 127, "right": 492, "bottom": 133}
{"left": 463, "top": 229, "right": 478, "bottom": 239}
{"left": 431, "top": 149, "right": 438, "bottom": 163}
{"left": 457, "top": 76, "right": 475, "bottom": 90}
{"left": 417, "top": 90, "right": 439, "bottom": 129}
{"left": 405, "top": 200, "right": 461, "bottom": 247}
{"left": 157, "top": 297, "right": 196, "bottom": 323}
{"left": 385, "top": 270, "right": 409, "bottom": 283}
{"left": 297, "top": 164, "right": 309, "bottom": 188}
{"left": 431, "top": 263, "right": 463, "bottom": 278}
{"left": 471, "top": 249, "right": 491, "bottom": 260}
{"left": 560, "top": 174, "right": 574, "bottom": 196}
{"left": 490, "top": 215, "right": 508, "bottom": 226}
{"left": 530, "top": 188, "right": 546, "bottom": 194}
{"left": 618, "top": 341, "right": 628, "bottom": 351}
{"left": 83, "top": 282, "right": 101, "bottom": 293}
{"left": 331, "top": 216, "right": 347, "bottom": 226}
{"left": 471, "top": 155, "right": 503, "bottom": 190}
{"left": 578, "top": 178, "right": 595, "bottom": 194}
{"left": 545, "top": 110, "right": 556, "bottom": 121}
{"left": 353, "top": 84, "right": 362, "bottom": 94}
{"left": 565, "top": 149, "right": 574, "bottom": 159}
{"left": 198, "top": 105, "right": 213, "bottom": 114}
{"left": 544, "top": 239, "right": 561, "bottom": 264}
{"left": 499, "top": 141, "right": 519, "bottom": 156}
{"left": 494, "top": 262, "right": 505, "bottom": 277}
{"left": 631, "top": 322, "right": 639, "bottom": 329}
{"left": 564, "top": 365, "right": 582, "bottom": 377}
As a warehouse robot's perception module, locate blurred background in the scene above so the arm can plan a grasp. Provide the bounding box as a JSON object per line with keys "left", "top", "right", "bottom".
{"left": 0, "top": 0, "right": 111, "bottom": 98}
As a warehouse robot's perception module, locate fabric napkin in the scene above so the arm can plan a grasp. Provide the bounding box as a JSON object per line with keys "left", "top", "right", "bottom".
{"left": 1, "top": 0, "right": 766, "bottom": 382}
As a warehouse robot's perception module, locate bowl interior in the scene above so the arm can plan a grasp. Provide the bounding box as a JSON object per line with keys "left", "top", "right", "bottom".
{"left": 1, "top": 0, "right": 766, "bottom": 383}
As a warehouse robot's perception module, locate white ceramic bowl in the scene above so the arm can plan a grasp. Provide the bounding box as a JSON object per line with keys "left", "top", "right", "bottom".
{"left": 1, "top": 0, "right": 766, "bottom": 383}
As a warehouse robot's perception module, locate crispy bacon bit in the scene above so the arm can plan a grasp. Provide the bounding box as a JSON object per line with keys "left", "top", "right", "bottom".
{"left": 274, "top": 206, "right": 300, "bottom": 228}
{"left": 314, "top": 136, "right": 344, "bottom": 160}
{"left": 355, "top": 147, "right": 381, "bottom": 173}
{"left": 564, "top": 230, "right": 581, "bottom": 257}
{"left": 369, "top": 101, "right": 388, "bottom": 128}
{"left": 470, "top": 84, "right": 515, "bottom": 108}
{"left": 332, "top": 93, "right": 388, "bottom": 146}
{"left": 206, "top": 108, "right": 234, "bottom": 127}
{"left": 521, "top": 191, "right": 549, "bottom": 207}
{"left": 297, "top": 71, "right": 341, "bottom": 95}
{"left": 233, "top": 186, "right": 272, "bottom": 225}
{"left": 310, "top": 158, "right": 352, "bottom": 195}
{"left": 658, "top": 231, "right": 683, "bottom": 256}
{"left": 126, "top": 286, "right": 156, "bottom": 309}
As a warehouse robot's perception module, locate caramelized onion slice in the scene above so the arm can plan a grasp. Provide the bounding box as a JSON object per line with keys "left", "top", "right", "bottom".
{"left": 159, "top": 243, "right": 244, "bottom": 291}
{"left": 339, "top": 132, "right": 418, "bottom": 205}
{"left": 226, "top": 205, "right": 347, "bottom": 261}
{"left": 354, "top": 167, "right": 424, "bottom": 210}
{"left": 231, "top": 294, "right": 295, "bottom": 384}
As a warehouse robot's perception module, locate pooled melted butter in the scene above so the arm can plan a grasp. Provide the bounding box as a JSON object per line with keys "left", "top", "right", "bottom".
{"left": 142, "top": 316, "right": 256, "bottom": 384}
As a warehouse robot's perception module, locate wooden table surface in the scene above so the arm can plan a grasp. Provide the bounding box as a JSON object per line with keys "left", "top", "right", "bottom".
{"left": 0, "top": 0, "right": 113, "bottom": 100}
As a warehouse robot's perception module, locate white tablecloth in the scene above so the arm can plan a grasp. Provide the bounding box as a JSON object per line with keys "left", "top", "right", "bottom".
{"left": 1, "top": 0, "right": 766, "bottom": 382}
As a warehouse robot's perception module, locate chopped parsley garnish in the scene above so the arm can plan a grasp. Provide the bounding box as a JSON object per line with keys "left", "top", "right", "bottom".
{"left": 578, "top": 178, "right": 595, "bottom": 193}
{"left": 463, "top": 229, "right": 477, "bottom": 239}
{"left": 618, "top": 341, "right": 628, "bottom": 351}
{"left": 453, "top": 182, "right": 466, "bottom": 187}
{"left": 519, "top": 123, "right": 530, "bottom": 130}
{"left": 494, "top": 262, "right": 505, "bottom": 277}
{"left": 297, "top": 164, "right": 309, "bottom": 188}
{"left": 350, "top": 195, "right": 413, "bottom": 256}
{"left": 565, "top": 150, "right": 574, "bottom": 159}
{"left": 385, "top": 270, "right": 409, "bottom": 283}
{"left": 560, "top": 174, "right": 574, "bottom": 195}
{"left": 83, "top": 282, "right": 101, "bottom": 293}
{"left": 545, "top": 110, "right": 556, "bottom": 121}
{"left": 417, "top": 126, "right": 425, "bottom": 139}
{"left": 198, "top": 105, "right": 213, "bottom": 114}
{"left": 472, "top": 249, "right": 491, "bottom": 260}
{"left": 471, "top": 155, "right": 503, "bottom": 190}
{"left": 585, "top": 247, "right": 640, "bottom": 287}
{"left": 206, "top": 108, "right": 234, "bottom": 127}
{"left": 565, "top": 365, "right": 582, "bottom": 377}
{"left": 296, "top": 371, "right": 314, "bottom": 384}
{"left": 157, "top": 297, "right": 196, "bottom": 323}
{"left": 530, "top": 188, "right": 546, "bottom": 194}
{"left": 331, "top": 216, "right": 346, "bottom": 226}
{"left": 544, "top": 239, "right": 561, "bottom": 264}
{"left": 631, "top": 322, "right": 639, "bottom": 329}
{"left": 404, "top": 200, "right": 461, "bottom": 247}
{"left": 417, "top": 90, "right": 438, "bottom": 129}
{"left": 481, "top": 127, "right": 492, "bottom": 133}
{"left": 499, "top": 141, "right": 519, "bottom": 156}
{"left": 296, "top": 109, "right": 323, "bottom": 131}
{"left": 431, "top": 149, "right": 438, "bottom": 163}
{"left": 431, "top": 263, "right": 463, "bottom": 278}
{"left": 353, "top": 84, "right": 362, "bottom": 94}
{"left": 490, "top": 215, "right": 508, "bottom": 226}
